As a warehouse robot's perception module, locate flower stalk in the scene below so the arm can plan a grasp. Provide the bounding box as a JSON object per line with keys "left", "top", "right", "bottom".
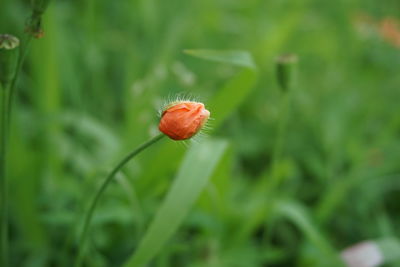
{"left": 75, "top": 134, "right": 165, "bottom": 267}
{"left": 0, "top": 34, "right": 20, "bottom": 267}
{"left": 0, "top": 83, "right": 11, "bottom": 267}
{"left": 266, "top": 54, "right": 299, "bottom": 187}
{"left": 260, "top": 53, "right": 298, "bottom": 244}
{"left": 0, "top": 3, "right": 51, "bottom": 265}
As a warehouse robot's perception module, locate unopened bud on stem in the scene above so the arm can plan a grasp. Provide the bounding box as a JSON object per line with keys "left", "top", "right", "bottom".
{"left": 26, "top": 0, "right": 51, "bottom": 38}
{"left": 276, "top": 53, "right": 298, "bottom": 92}
{"left": 0, "top": 34, "right": 20, "bottom": 89}
{"left": 159, "top": 101, "right": 210, "bottom": 140}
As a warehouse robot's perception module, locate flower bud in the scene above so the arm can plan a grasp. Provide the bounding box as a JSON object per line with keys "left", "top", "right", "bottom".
{"left": 26, "top": 0, "right": 51, "bottom": 38}
{"left": 159, "top": 101, "right": 210, "bottom": 140}
{"left": 276, "top": 53, "right": 298, "bottom": 92}
{"left": 0, "top": 34, "right": 20, "bottom": 89}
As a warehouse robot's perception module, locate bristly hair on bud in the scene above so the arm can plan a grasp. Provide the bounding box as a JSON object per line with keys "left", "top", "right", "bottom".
{"left": 158, "top": 95, "right": 211, "bottom": 141}
{"left": 158, "top": 93, "right": 197, "bottom": 116}
{"left": 0, "top": 34, "right": 20, "bottom": 88}
{"left": 276, "top": 53, "right": 298, "bottom": 92}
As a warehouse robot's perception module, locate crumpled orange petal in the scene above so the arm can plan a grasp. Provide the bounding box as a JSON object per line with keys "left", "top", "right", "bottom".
{"left": 159, "top": 102, "right": 210, "bottom": 140}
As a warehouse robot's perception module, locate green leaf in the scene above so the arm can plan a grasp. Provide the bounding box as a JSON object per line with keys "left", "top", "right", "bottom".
{"left": 184, "top": 49, "right": 256, "bottom": 69}
{"left": 124, "top": 138, "right": 228, "bottom": 267}
{"left": 276, "top": 200, "right": 343, "bottom": 266}
{"left": 208, "top": 68, "right": 258, "bottom": 128}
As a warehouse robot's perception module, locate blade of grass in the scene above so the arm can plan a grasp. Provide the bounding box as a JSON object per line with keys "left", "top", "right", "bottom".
{"left": 183, "top": 49, "right": 256, "bottom": 69}
{"left": 207, "top": 68, "right": 258, "bottom": 126}
{"left": 124, "top": 138, "right": 228, "bottom": 267}
{"left": 276, "top": 199, "right": 343, "bottom": 266}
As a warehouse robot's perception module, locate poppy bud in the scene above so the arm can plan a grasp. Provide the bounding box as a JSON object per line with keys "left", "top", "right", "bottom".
{"left": 276, "top": 53, "right": 298, "bottom": 92}
{"left": 26, "top": 0, "right": 51, "bottom": 38}
{"left": 0, "top": 34, "right": 20, "bottom": 89}
{"left": 159, "top": 101, "right": 210, "bottom": 140}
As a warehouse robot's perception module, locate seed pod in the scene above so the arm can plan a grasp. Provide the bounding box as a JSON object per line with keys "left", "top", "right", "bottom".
{"left": 276, "top": 53, "right": 298, "bottom": 92}
{"left": 0, "top": 34, "right": 20, "bottom": 89}
{"left": 159, "top": 101, "right": 210, "bottom": 140}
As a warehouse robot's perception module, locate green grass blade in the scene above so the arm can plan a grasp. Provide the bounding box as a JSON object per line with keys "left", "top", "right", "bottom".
{"left": 184, "top": 49, "right": 258, "bottom": 128}
{"left": 124, "top": 138, "right": 228, "bottom": 267}
{"left": 184, "top": 49, "right": 256, "bottom": 69}
{"left": 276, "top": 199, "right": 343, "bottom": 266}
{"left": 208, "top": 68, "right": 258, "bottom": 128}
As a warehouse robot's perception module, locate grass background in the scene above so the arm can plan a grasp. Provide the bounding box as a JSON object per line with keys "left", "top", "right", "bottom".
{"left": 1, "top": 0, "right": 400, "bottom": 266}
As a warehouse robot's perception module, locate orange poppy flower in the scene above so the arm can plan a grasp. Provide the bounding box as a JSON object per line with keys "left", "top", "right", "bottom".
{"left": 379, "top": 17, "right": 400, "bottom": 48}
{"left": 159, "top": 101, "right": 210, "bottom": 140}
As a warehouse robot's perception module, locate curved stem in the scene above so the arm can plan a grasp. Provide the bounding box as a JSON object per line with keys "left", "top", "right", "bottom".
{"left": 0, "top": 84, "right": 11, "bottom": 267}
{"left": 75, "top": 134, "right": 165, "bottom": 267}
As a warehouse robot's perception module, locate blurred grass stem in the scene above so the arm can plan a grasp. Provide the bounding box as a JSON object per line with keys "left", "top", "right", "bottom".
{"left": 269, "top": 90, "right": 291, "bottom": 188}
{"left": 0, "top": 83, "right": 11, "bottom": 267}
{"left": 8, "top": 36, "right": 32, "bottom": 115}
{"left": 258, "top": 90, "right": 292, "bottom": 244}
{"left": 75, "top": 134, "right": 165, "bottom": 267}
{"left": 260, "top": 64, "right": 296, "bottom": 244}
{"left": 0, "top": 36, "right": 33, "bottom": 266}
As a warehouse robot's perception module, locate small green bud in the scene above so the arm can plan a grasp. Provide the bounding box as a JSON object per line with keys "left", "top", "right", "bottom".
{"left": 276, "top": 53, "right": 298, "bottom": 92}
{"left": 0, "top": 34, "right": 20, "bottom": 89}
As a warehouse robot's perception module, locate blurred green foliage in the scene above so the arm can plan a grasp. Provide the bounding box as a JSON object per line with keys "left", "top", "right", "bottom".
{"left": 1, "top": 0, "right": 400, "bottom": 266}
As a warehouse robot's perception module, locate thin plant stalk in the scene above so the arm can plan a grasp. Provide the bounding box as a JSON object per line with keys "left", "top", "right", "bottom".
{"left": 75, "top": 134, "right": 165, "bottom": 267}
{"left": 252, "top": 90, "right": 292, "bottom": 194}
{"left": 1, "top": 2, "right": 50, "bottom": 264}
{"left": 0, "top": 36, "right": 33, "bottom": 267}
{"left": 8, "top": 36, "right": 33, "bottom": 115}
{"left": 267, "top": 90, "right": 292, "bottom": 189}
{"left": 260, "top": 90, "right": 292, "bottom": 242}
{"left": 0, "top": 83, "right": 11, "bottom": 267}
{"left": 260, "top": 78, "right": 295, "bottom": 246}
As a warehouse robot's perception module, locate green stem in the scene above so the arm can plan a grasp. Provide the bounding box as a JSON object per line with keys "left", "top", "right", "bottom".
{"left": 254, "top": 90, "right": 292, "bottom": 193}
{"left": 8, "top": 36, "right": 33, "bottom": 116}
{"left": 0, "top": 36, "right": 33, "bottom": 267}
{"left": 234, "top": 91, "right": 292, "bottom": 245}
{"left": 260, "top": 91, "right": 292, "bottom": 246}
{"left": 0, "top": 83, "right": 11, "bottom": 267}
{"left": 268, "top": 90, "right": 291, "bottom": 188}
{"left": 75, "top": 134, "right": 165, "bottom": 267}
